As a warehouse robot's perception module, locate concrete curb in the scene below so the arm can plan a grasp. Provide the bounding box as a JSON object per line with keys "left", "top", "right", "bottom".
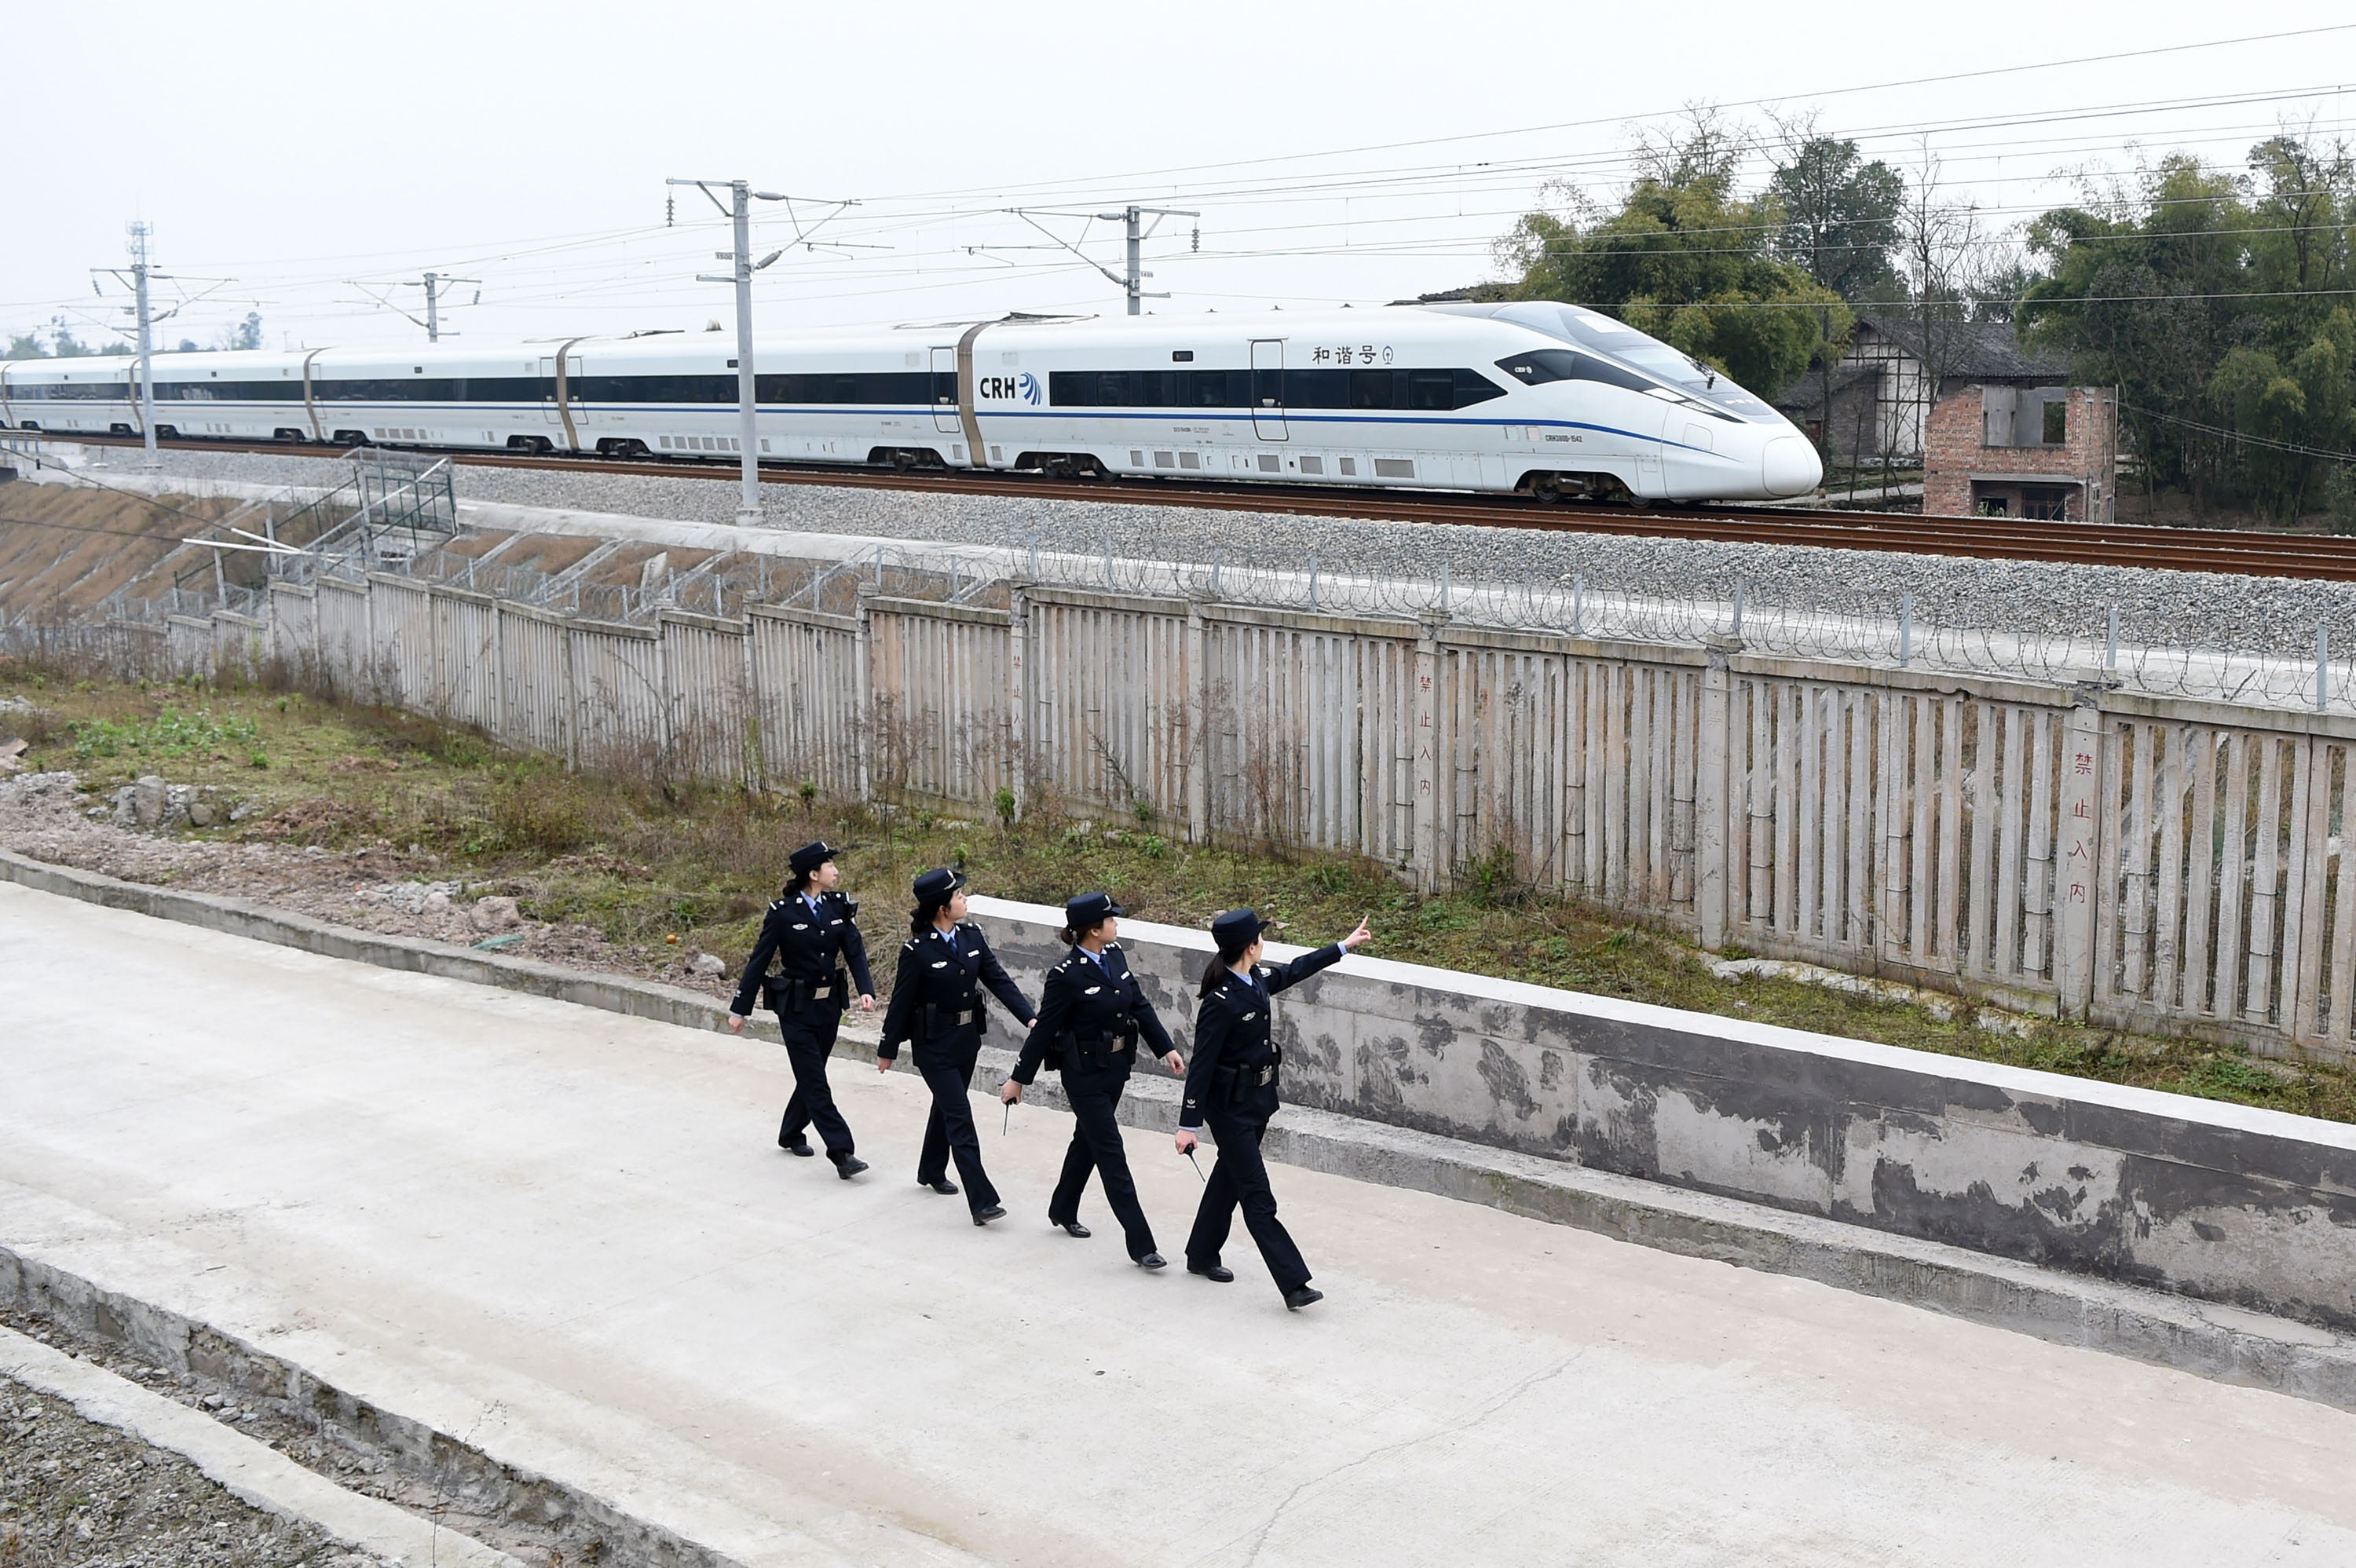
{"left": 0, "top": 1245, "right": 745, "bottom": 1568}
{"left": 0, "top": 1323, "right": 524, "bottom": 1568}
{"left": 9, "top": 847, "right": 2356, "bottom": 1412}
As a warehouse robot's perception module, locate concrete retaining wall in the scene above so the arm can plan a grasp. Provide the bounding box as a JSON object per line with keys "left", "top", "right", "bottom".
{"left": 970, "top": 895, "right": 2356, "bottom": 1333}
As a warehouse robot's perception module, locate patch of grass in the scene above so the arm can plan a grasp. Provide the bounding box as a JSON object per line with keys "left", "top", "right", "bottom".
{"left": 69, "top": 707, "right": 262, "bottom": 762}
{"left": 16, "top": 658, "right": 2356, "bottom": 1127}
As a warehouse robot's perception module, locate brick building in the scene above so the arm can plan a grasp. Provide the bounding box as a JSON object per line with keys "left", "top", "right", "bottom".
{"left": 1921, "top": 385, "right": 2118, "bottom": 521}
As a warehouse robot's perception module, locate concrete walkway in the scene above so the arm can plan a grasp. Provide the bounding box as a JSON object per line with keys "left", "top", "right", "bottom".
{"left": 4, "top": 879, "right": 2353, "bottom": 1567}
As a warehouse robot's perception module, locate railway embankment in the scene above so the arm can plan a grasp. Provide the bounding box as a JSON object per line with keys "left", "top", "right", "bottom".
{"left": 28, "top": 440, "right": 2356, "bottom": 662}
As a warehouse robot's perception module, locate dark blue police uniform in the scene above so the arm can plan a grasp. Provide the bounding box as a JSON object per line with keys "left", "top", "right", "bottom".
{"left": 1011, "top": 900, "right": 1177, "bottom": 1263}
{"left": 1180, "top": 912, "right": 1344, "bottom": 1299}
{"left": 730, "top": 842, "right": 874, "bottom": 1174}
{"left": 879, "top": 896, "right": 1034, "bottom": 1219}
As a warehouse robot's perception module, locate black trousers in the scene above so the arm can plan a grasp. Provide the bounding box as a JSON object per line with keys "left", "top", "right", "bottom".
{"left": 774, "top": 1004, "right": 854, "bottom": 1160}
{"left": 1184, "top": 1106, "right": 1309, "bottom": 1294}
{"left": 1049, "top": 1058, "right": 1157, "bottom": 1260}
{"left": 914, "top": 1031, "right": 999, "bottom": 1213}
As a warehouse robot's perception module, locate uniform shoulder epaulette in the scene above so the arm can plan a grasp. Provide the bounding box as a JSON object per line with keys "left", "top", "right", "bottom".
{"left": 766, "top": 898, "right": 788, "bottom": 915}
{"left": 901, "top": 937, "right": 922, "bottom": 952}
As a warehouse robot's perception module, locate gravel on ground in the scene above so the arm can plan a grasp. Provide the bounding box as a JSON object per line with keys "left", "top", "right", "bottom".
{"left": 0, "top": 1365, "right": 389, "bottom": 1568}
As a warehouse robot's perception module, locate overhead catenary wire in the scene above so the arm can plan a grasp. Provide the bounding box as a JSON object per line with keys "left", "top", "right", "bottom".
{"left": 3, "top": 39, "right": 2348, "bottom": 340}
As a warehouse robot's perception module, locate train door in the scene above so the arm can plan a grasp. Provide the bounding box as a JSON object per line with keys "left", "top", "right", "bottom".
{"left": 1250, "top": 339, "right": 1287, "bottom": 440}
{"left": 539, "top": 349, "right": 583, "bottom": 451}
{"left": 931, "top": 347, "right": 960, "bottom": 435}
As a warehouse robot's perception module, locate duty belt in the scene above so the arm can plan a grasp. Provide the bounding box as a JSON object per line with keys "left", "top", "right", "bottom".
{"left": 921, "top": 1002, "right": 978, "bottom": 1040}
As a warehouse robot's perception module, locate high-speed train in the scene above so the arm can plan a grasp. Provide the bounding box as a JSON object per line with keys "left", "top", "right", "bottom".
{"left": 0, "top": 302, "right": 1823, "bottom": 503}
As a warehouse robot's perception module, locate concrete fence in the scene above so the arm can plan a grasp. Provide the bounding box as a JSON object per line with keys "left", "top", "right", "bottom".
{"left": 77, "top": 563, "right": 2356, "bottom": 1066}
{"left": 971, "top": 895, "right": 2356, "bottom": 1337}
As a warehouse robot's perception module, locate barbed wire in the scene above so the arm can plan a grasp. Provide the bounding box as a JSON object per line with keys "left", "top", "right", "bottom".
{"left": 14, "top": 455, "right": 2356, "bottom": 717}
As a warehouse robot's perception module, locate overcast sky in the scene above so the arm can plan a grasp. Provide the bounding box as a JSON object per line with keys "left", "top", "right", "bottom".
{"left": 6, "top": 0, "right": 2349, "bottom": 352}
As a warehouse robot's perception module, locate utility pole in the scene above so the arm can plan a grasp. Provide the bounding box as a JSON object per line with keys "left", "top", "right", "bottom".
{"left": 671, "top": 177, "right": 785, "bottom": 524}
{"left": 346, "top": 272, "right": 481, "bottom": 341}
{"left": 130, "top": 221, "right": 155, "bottom": 466}
{"left": 1004, "top": 206, "right": 1198, "bottom": 314}
{"left": 413, "top": 272, "right": 481, "bottom": 343}
{"left": 93, "top": 227, "right": 231, "bottom": 468}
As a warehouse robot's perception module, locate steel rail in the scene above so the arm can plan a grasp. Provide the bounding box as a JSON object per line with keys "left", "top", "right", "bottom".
{"left": 39, "top": 430, "right": 2356, "bottom": 583}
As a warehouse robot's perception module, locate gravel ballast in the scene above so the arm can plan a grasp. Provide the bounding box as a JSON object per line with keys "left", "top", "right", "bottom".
{"left": 0, "top": 1368, "right": 389, "bottom": 1568}
{"left": 57, "top": 444, "right": 2356, "bottom": 661}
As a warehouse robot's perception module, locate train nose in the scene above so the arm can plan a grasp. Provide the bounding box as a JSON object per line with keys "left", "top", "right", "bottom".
{"left": 1762, "top": 436, "right": 1821, "bottom": 498}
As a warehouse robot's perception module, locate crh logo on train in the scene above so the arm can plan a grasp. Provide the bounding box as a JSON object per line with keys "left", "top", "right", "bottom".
{"left": 976, "top": 372, "right": 1044, "bottom": 405}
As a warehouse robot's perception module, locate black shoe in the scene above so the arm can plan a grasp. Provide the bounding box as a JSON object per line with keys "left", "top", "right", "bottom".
{"left": 1136, "top": 1252, "right": 1168, "bottom": 1270}
{"left": 1188, "top": 1262, "right": 1235, "bottom": 1284}
{"left": 780, "top": 1136, "right": 814, "bottom": 1157}
{"left": 972, "top": 1204, "right": 1007, "bottom": 1226}
{"left": 1284, "top": 1285, "right": 1323, "bottom": 1312}
{"left": 833, "top": 1156, "right": 869, "bottom": 1179}
{"left": 1055, "top": 1220, "right": 1092, "bottom": 1239}
{"left": 923, "top": 1178, "right": 959, "bottom": 1196}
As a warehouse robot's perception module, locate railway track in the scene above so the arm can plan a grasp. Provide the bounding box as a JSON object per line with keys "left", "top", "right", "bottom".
{"left": 35, "top": 431, "right": 2356, "bottom": 583}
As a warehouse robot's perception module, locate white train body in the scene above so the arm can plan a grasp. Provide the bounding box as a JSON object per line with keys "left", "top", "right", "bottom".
{"left": 0, "top": 302, "right": 1821, "bottom": 502}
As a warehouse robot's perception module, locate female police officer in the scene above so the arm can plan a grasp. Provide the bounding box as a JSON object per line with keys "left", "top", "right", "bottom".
{"left": 998, "top": 892, "right": 1184, "bottom": 1270}
{"left": 1176, "top": 907, "right": 1370, "bottom": 1310}
{"left": 876, "top": 868, "right": 1035, "bottom": 1225}
{"left": 726, "top": 840, "right": 876, "bottom": 1179}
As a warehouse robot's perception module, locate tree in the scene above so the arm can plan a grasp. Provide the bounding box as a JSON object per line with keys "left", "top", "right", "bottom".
{"left": 231, "top": 311, "right": 264, "bottom": 352}
{"left": 1493, "top": 114, "right": 1846, "bottom": 397}
{"left": 2022, "top": 131, "right": 2354, "bottom": 523}
{"left": 1766, "top": 132, "right": 1904, "bottom": 302}
{"left": 1763, "top": 126, "right": 1904, "bottom": 460}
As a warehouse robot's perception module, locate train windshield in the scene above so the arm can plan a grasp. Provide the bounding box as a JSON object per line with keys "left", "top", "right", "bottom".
{"left": 1447, "top": 302, "right": 1778, "bottom": 419}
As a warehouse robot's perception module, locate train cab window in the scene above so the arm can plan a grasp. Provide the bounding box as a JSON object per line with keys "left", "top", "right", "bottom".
{"left": 1495, "top": 349, "right": 1655, "bottom": 395}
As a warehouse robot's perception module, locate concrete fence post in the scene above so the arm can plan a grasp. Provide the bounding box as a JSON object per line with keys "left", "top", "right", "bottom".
{"left": 1412, "top": 620, "right": 1446, "bottom": 894}
{"left": 1007, "top": 587, "right": 1030, "bottom": 821}
{"left": 492, "top": 601, "right": 510, "bottom": 747}
{"left": 1695, "top": 634, "right": 1740, "bottom": 951}
{"left": 854, "top": 594, "right": 873, "bottom": 804}
{"left": 2054, "top": 688, "right": 2109, "bottom": 1018}
{"left": 1186, "top": 601, "right": 1210, "bottom": 846}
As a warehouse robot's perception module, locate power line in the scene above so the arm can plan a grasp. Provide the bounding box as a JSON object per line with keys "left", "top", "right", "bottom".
{"left": 2122, "top": 404, "right": 2356, "bottom": 463}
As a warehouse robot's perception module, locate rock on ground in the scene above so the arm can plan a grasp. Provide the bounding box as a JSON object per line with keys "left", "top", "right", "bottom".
{"left": 0, "top": 1372, "right": 389, "bottom": 1568}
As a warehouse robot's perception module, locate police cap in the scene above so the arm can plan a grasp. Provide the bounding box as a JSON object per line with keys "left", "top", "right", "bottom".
{"left": 913, "top": 867, "right": 968, "bottom": 905}
{"left": 788, "top": 840, "right": 836, "bottom": 876}
{"left": 1210, "top": 908, "right": 1273, "bottom": 952}
{"left": 1063, "top": 891, "right": 1125, "bottom": 929}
